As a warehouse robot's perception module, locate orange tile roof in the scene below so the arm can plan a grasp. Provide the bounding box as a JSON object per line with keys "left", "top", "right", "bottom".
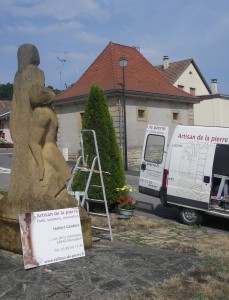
{"left": 155, "top": 58, "right": 193, "bottom": 84}
{"left": 155, "top": 58, "right": 211, "bottom": 94}
{"left": 55, "top": 42, "right": 197, "bottom": 102}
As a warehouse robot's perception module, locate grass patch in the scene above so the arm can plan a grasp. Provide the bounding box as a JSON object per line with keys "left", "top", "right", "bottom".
{"left": 92, "top": 213, "right": 229, "bottom": 299}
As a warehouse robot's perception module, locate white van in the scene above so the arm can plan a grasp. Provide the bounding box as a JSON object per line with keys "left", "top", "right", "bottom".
{"left": 139, "top": 124, "right": 229, "bottom": 225}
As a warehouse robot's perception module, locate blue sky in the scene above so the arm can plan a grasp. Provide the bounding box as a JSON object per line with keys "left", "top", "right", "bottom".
{"left": 0, "top": 0, "right": 229, "bottom": 93}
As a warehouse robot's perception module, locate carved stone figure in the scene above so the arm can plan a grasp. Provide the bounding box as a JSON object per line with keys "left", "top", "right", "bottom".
{"left": 0, "top": 44, "right": 91, "bottom": 253}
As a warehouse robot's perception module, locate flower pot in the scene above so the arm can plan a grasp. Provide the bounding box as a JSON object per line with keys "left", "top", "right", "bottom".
{"left": 118, "top": 208, "right": 135, "bottom": 220}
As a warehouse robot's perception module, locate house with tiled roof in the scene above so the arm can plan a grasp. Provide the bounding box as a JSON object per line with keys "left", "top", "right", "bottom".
{"left": 0, "top": 100, "right": 12, "bottom": 142}
{"left": 155, "top": 56, "right": 229, "bottom": 127}
{"left": 54, "top": 42, "right": 199, "bottom": 170}
{"left": 155, "top": 56, "right": 211, "bottom": 96}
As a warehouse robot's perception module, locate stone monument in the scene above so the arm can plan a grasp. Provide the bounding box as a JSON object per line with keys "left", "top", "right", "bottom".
{"left": 0, "top": 44, "right": 91, "bottom": 253}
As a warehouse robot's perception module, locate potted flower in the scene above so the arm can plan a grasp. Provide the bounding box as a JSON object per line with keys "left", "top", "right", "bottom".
{"left": 116, "top": 185, "right": 136, "bottom": 219}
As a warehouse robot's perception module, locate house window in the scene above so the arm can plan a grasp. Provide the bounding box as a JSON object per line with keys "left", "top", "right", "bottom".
{"left": 172, "top": 110, "right": 180, "bottom": 123}
{"left": 190, "top": 87, "right": 196, "bottom": 95}
{"left": 178, "top": 85, "right": 184, "bottom": 90}
{"left": 137, "top": 107, "right": 147, "bottom": 121}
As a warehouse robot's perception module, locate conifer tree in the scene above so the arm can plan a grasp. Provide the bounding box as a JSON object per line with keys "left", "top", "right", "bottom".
{"left": 72, "top": 84, "right": 126, "bottom": 210}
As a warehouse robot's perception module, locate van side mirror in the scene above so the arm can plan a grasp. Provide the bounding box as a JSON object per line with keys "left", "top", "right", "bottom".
{"left": 203, "top": 176, "right": 210, "bottom": 183}
{"left": 141, "top": 162, "right": 146, "bottom": 171}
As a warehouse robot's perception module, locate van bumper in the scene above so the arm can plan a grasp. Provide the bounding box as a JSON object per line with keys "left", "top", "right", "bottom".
{"left": 139, "top": 185, "right": 160, "bottom": 198}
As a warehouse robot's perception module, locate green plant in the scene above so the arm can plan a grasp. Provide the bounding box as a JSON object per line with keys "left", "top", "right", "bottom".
{"left": 116, "top": 184, "right": 136, "bottom": 210}
{"left": 0, "top": 137, "right": 13, "bottom": 148}
{"left": 116, "top": 195, "right": 136, "bottom": 210}
{"left": 0, "top": 190, "right": 8, "bottom": 195}
{"left": 72, "top": 84, "right": 126, "bottom": 211}
{"left": 194, "top": 292, "right": 206, "bottom": 300}
{"left": 191, "top": 224, "right": 202, "bottom": 230}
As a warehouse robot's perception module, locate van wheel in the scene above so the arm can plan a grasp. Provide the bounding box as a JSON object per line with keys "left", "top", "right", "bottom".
{"left": 180, "top": 208, "right": 203, "bottom": 225}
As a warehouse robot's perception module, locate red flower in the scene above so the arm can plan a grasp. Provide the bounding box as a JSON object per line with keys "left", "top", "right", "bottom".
{"left": 117, "top": 195, "right": 136, "bottom": 209}
{"left": 117, "top": 195, "right": 125, "bottom": 203}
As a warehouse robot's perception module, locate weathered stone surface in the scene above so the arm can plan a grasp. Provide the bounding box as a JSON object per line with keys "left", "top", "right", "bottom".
{"left": 0, "top": 240, "right": 201, "bottom": 299}
{"left": 0, "top": 44, "right": 91, "bottom": 253}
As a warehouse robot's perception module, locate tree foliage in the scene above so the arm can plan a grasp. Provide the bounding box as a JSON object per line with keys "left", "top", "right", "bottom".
{"left": 46, "top": 85, "right": 62, "bottom": 95}
{"left": 72, "top": 84, "right": 126, "bottom": 211}
{"left": 0, "top": 83, "right": 13, "bottom": 100}
{"left": 0, "top": 83, "right": 61, "bottom": 100}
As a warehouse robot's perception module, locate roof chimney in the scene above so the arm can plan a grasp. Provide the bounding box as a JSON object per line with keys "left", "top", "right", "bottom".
{"left": 211, "top": 79, "right": 218, "bottom": 94}
{"left": 163, "top": 55, "right": 169, "bottom": 70}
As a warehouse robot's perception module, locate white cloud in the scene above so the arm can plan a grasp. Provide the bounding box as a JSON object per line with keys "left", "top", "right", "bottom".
{"left": 5, "top": 20, "right": 83, "bottom": 34}
{"left": 73, "top": 31, "right": 107, "bottom": 45}
{"left": 1, "top": 0, "right": 111, "bottom": 22}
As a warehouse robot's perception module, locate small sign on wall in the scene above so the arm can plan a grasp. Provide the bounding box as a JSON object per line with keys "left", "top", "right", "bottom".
{"left": 19, "top": 207, "right": 85, "bottom": 270}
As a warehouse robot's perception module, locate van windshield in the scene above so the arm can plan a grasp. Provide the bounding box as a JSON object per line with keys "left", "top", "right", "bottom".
{"left": 144, "top": 134, "right": 165, "bottom": 164}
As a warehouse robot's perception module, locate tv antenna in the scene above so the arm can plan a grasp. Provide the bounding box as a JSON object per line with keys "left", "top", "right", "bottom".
{"left": 57, "top": 56, "right": 79, "bottom": 87}
{"left": 56, "top": 57, "right": 65, "bottom": 90}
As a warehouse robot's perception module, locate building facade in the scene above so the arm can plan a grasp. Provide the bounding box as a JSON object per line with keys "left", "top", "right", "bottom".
{"left": 54, "top": 42, "right": 198, "bottom": 170}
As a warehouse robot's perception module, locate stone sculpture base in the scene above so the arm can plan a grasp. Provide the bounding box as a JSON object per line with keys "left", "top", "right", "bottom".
{"left": 0, "top": 195, "right": 92, "bottom": 254}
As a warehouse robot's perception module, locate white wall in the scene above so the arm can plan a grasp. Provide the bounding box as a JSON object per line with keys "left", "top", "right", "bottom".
{"left": 56, "top": 96, "right": 194, "bottom": 169}
{"left": 175, "top": 64, "right": 210, "bottom": 96}
{"left": 126, "top": 98, "right": 192, "bottom": 148}
{"left": 56, "top": 104, "right": 81, "bottom": 158}
{"left": 194, "top": 97, "right": 229, "bottom": 126}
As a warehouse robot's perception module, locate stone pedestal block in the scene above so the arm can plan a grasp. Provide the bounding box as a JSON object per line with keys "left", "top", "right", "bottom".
{"left": 0, "top": 195, "right": 92, "bottom": 254}
{"left": 0, "top": 212, "right": 92, "bottom": 254}
{"left": 0, "top": 217, "right": 22, "bottom": 254}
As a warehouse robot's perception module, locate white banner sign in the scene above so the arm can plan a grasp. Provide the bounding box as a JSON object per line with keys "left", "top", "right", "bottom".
{"left": 19, "top": 207, "right": 85, "bottom": 269}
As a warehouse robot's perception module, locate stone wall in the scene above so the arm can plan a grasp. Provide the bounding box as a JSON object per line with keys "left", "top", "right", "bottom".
{"left": 128, "top": 148, "right": 141, "bottom": 171}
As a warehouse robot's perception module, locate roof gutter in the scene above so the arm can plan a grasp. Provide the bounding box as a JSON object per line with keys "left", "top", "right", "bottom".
{"left": 53, "top": 89, "right": 199, "bottom": 106}
{"left": 191, "top": 60, "right": 212, "bottom": 94}
{"left": 117, "top": 89, "right": 199, "bottom": 103}
{"left": 198, "top": 93, "right": 229, "bottom": 100}
{"left": 0, "top": 111, "right": 10, "bottom": 120}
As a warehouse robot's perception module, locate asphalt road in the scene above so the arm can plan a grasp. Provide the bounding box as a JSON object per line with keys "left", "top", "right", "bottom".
{"left": 0, "top": 152, "right": 179, "bottom": 222}
{"left": 1, "top": 152, "right": 229, "bottom": 233}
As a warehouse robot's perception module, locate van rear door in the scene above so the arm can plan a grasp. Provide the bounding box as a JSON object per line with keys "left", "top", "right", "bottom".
{"left": 139, "top": 124, "right": 169, "bottom": 197}
{"left": 166, "top": 135, "right": 216, "bottom": 210}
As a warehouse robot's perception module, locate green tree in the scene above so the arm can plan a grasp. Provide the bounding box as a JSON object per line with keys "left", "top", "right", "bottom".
{"left": 0, "top": 83, "right": 61, "bottom": 100}
{"left": 0, "top": 83, "right": 13, "bottom": 100}
{"left": 72, "top": 84, "right": 126, "bottom": 211}
{"left": 46, "top": 85, "right": 62, "bottom": 95}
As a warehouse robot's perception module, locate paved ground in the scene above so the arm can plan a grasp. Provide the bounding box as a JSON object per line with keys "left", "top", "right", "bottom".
{"left": 0, "top": 236, "right": 200, "bottom": 300}
{"left": 0, "top": 157, "right": 201, "bottom": 299}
